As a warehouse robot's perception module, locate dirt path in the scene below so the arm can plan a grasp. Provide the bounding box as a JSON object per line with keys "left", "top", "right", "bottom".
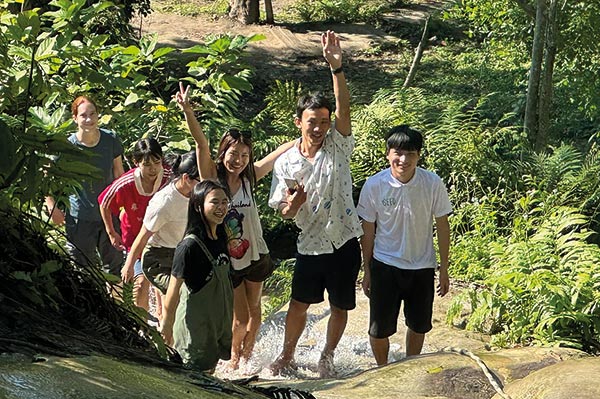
{"left": 136, "top": 2, "right": 442, "bottom": 100}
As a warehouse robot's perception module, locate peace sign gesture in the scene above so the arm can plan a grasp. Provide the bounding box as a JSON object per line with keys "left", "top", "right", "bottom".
{"left": 175, "top": 81, "right": 192, "bottom": 111}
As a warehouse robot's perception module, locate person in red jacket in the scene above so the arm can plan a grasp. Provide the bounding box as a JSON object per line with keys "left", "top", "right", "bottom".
{"left": 98, "top": 138, "right": 170, "bottom": 313}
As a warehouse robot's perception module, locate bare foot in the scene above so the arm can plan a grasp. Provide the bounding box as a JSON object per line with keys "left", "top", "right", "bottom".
{"left": 229, "top": 355, "right": 240, "bottom": 371}
{"left": 318, "top": 353, "right": 335, "bottom": 379}
{"left": 269, "top": 355, "right": 298, "bottom": 376}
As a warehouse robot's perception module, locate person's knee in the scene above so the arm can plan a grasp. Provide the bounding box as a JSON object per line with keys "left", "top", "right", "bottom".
{"left": 329, "top": 305, "right": 348, "bottom": 318}
{"left": 289, "top": 299, "right": 310, "bottom": 314}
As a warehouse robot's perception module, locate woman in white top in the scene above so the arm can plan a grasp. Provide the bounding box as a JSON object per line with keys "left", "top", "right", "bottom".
{"left": 176, "top": 83, "right": 294, "bottom": 370}
{"left": 121, "top": 150, "right": 200, "bottom": 320}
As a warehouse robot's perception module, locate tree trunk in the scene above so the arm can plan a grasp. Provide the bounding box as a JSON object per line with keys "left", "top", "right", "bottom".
{"left": 524, "top": 0, "right": 547, "bottom": 142}
{"left": 535, "top": 0, "right": 557, "bottom": 152}
{"left": 229, "top": 0, "right": 260, "bottom": 24}
{"left": 403, "top": 17, "right": 430, "bottom": 89}
{"left": 264, "top": 0, "right": 274, "bottom": 24}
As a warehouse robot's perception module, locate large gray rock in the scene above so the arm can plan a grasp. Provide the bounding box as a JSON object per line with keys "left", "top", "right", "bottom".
{"left": 258, "top": 347, "right": 588, "bottom": 399}
{"left": 493, "top": 356, "right": 600, "bottom": 399}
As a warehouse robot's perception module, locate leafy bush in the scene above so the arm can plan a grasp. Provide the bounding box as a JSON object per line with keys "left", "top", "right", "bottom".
{"left": 291, "top": 0, "right": 390, "bottom": 24}
{"left": 1, "top": 0, "right": 263, "bottom": 206}
{"left": 263, "top": 259, "right": 295, "bottom": 317}
{"left": 154, "top": 0, "right": 230, "bottom": 17}
{"left": 449, "top": 205, "right": 600, "bottom": 352}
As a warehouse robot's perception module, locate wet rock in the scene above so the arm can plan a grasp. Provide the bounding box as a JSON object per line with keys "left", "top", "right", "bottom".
{"left": 258, "top": 347, "right": 590, "bottom": 399}
{"left": 257, "top": 290, "right": 592, "bottom": 399}
{"left": 0, "top": 354, "right": 271, "bottom": 399}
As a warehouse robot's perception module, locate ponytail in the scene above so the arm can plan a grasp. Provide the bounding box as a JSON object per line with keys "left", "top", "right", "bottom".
{"left": 165, "top": 150, "right": 199, "bottom": 181}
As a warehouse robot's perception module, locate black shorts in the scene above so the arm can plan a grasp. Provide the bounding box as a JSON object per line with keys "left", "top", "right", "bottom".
{"left": 368, "top": 258, "right": 435, "bottom": 338}
{"left": 292, "top": 238, "right": 361, "bottom": 310}
{"left": 141, "top": 246, "right": 175, "bottom": 295}
{"left": 230, "top": 253, "right": 275, "bottom": 288}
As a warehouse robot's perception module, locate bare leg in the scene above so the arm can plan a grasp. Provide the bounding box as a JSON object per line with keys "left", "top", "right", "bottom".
{"left": 269, "top": 299, "right": 310, "bottom": 375}
{"left": 318, "top": 305, "right": 348, "bottom": 378}
{"left": 405, "top": 328, "right": 425, "bottom": 356}
{"left": 156, "top": 289, "right": 164, "bottom": 326}
{"left": 231, "top": 284, "right": 249, "bottom": 370}
{"left": 133, "top": 275, "right": 150, "bottom": 311}
{"left": 369, "top": 336, "right": 390, "bottom": 366}
{"left": 240, "top": 280, "right": 263, "bottom": 361}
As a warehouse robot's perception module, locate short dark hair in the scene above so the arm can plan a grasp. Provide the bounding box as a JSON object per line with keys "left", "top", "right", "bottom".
{"left": 385, "top": 125, "right": 423, "bottom": 153}
{"left": 295, "top": 92, "right": 333, "bottom": 119}
{"left": 132, "top": 137, "right": 163, "bottom": 164}
{"left": 185, "top": 180, "right": 229, "bottom": 241}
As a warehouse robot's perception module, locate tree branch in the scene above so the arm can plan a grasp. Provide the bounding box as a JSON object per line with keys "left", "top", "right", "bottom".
{"left": 403, "top": 16, "right": 430, "bottom": 89}
{"left": 513, "top": 0, "right": 536, "bottom": 19}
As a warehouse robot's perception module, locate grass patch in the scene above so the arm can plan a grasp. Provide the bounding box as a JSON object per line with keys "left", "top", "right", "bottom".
{"left": 152, "top": 0, "right": 229, "bottom": 17}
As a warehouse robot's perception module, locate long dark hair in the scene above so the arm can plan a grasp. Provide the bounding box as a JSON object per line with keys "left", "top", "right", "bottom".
{"left": 215, "top": 128, "right": 256, "bottom": 197}
{"left": 165, "top": 150, "right": 199, "bottom": 181}
{"left": 185, "top": 180, "right": 229, "bottom": 242}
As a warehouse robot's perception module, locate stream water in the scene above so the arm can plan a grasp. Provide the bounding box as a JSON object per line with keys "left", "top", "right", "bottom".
{"left": 213, "top": 302, "right": 412, "bottom": 381}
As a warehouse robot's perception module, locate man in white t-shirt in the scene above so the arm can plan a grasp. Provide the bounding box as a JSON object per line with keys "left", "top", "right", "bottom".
{"left": 268, "top": 30, "right": 363, "bottom": 378}
{"left": 357, "top": 125, "right": 452, "bottom": 366}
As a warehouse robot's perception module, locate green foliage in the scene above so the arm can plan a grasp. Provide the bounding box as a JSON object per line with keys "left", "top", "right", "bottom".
{"left": 446, "top": 142, "right": 600, "bottom": 351}
{"left": 182, "top": 33, "right": 265, "bottom": 138}
{"left": 444, "top": 0, "right": 600, "bottom": 138}
{"left": 450, "top": 193, "right": 507, "bottom": 282}
{"left": 291, "top": 0, "right": 390, "bottom": 24}
{"left": 256, "top": 80, "right": 303, "bottom": 136}
{"left": 0, "top": 0, "right": 264, "bottom": 359}
{"left": 425, "top": 97, "right": 526, "bottom": 204}
{"left": 0, "top": 0, "right": 260, "bottom": 208}
{"left": 444, "top": 0, "right": 529, "bottom": 43}
{"left": 449, "top": 206, "right": 600, "bottom": 351}
{"left": 263, "top": 259, "right": 295, "bottom": 317}
{"left": 0, "top": 207, "right": 161, "bottom": 358}
{"left": 349, "top": 69, "right": 600, "bottom": 352}
{"left": 154, "top": 0, "right": 229, "bottom": 17}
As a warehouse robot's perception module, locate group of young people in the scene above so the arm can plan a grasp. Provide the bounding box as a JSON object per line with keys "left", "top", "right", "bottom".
{"left": 46, "top": 30, "right": 452, "bottom": 377}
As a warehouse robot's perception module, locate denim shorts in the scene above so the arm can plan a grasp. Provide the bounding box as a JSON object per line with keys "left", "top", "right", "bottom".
{"left": 133, "top": 258, "right": 144, "bottom": 278}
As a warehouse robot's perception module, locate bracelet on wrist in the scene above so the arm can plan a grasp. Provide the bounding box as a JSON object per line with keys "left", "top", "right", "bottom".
{"left": 331, "top": 66, "right": 343, "bottom": 75}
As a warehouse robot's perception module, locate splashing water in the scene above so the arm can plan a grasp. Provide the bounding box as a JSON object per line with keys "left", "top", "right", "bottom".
{"left": 213, "top": 307, "right": 408, "bottom": 381}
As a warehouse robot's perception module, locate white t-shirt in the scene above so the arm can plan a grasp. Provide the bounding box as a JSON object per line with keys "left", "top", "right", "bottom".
{"left": 144, "top": 182, "right": 189, "bottom": 248}
{"left": 226, "top": 179, "right": 269, "bottom": 271}
{"left": 269, "top": 128, "right": 362, "bottom": 255}
{"left": 357, "top": 167, "right": 452, "bottom": 270}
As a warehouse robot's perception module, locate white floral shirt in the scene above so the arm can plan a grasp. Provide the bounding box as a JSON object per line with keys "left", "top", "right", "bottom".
{"left": 269, "top": 128, "right": 362, "bottom": 255}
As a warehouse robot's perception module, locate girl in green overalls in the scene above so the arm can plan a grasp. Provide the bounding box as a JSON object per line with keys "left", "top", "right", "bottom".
{"left": 161, "top": 180, "right": 233, "bottom": 372}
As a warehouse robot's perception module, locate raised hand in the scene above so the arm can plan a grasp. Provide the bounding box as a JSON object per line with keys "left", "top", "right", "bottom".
{"left": 175, "top": 81, "right": 191, "bottom": 110}
{"left": 321, "top": 30, "right": 342, "bottom": 69}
